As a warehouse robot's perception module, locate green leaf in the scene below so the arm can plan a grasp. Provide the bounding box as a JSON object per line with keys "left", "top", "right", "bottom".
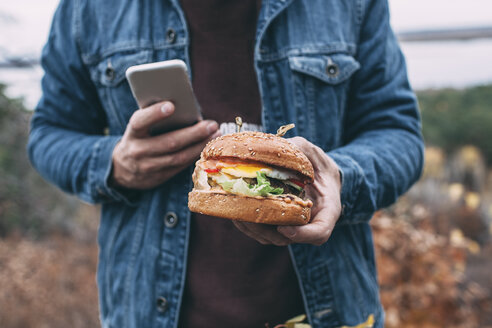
{"left": 253, "top": 172, "right": 284, "bottom": 196}
{"left": 256, "top": 171, "right": 269, "bottom": 185}
{"left": 213, "top": 172, "right": 284, "bottom": 197}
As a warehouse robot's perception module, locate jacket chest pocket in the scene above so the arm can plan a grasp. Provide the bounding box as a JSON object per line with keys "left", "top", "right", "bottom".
{"left": 288, "top": 53, "right": 360, "bottom": 149}
{"left": 88, "top": 50, "right": 152, "bottom": 133}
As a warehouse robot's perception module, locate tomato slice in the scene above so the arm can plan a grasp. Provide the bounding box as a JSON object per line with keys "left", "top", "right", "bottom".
{"left": 204, "top": 168, "right": 220, "bottom": 173}
{"left": 289, "top": 179, "right": 305, "bottom": 188}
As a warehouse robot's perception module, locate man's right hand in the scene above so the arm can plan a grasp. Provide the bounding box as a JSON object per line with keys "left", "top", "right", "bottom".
{"left": 111, "top": 101, "right": 220, "bottom": 190}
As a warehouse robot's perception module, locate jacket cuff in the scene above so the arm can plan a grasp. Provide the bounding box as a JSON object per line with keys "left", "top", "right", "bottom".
{"left": 326, "top": 151, "right": 365, "bottom": 223}
{"left": 88, "top": 136, "right": 139, "bottom": 205}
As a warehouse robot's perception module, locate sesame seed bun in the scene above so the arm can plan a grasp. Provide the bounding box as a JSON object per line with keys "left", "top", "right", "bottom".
{"left": 188, "top": 190, "right": 311, "bottom": 225}
{"left": 201, "top": 131, "right": 314, "bottom": 182}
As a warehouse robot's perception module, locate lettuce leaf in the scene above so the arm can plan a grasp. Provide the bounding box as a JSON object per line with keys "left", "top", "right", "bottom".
{"left": 253, "top": 172, "right": 283, "bottom": 196}
{"left": 212, "top": 172, "right": 283, "bottom": 196}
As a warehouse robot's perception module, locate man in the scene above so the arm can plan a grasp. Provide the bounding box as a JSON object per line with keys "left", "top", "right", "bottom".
{"left": 28, "top": 0, "right": 424, "bottom": 327}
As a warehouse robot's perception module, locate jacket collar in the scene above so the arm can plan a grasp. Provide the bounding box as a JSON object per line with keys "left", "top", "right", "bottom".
{"left": 255, "top": 0, "right": 296, "bottom": 58}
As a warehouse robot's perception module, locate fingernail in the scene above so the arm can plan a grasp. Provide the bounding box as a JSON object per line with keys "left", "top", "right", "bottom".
{"left": 211, "top": 130, "right": 222, "bottom": 139}
{"left": 279, "top": 226, "right": 296, "bottom": 237}
{"left": 206, "top": 121, "right": 219, "bottom": 134}
{"left": 161, "top": 102, "right": 173, "bottom": 115}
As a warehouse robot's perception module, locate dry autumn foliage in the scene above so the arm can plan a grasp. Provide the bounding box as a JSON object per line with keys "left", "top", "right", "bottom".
{"left": 372, "top": 212, "right": 490, "bottom": 328}
{"left": 0, "top": 142, "right": 491, "bottom": 327}
{"left": 0, "top": 208, "right": 490, "bottom": 328}
{"left": 0, "top": 234, "right": 99, "bottom": 328}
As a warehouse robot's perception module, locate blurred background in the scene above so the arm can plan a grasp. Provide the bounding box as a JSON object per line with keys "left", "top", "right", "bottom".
{"left": 0, "top": 0, "right": 491, "bottom": 327}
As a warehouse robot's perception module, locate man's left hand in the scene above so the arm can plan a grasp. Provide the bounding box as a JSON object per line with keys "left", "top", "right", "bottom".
{"left": 233, "top": 137, "right": 342, "bottom": 246}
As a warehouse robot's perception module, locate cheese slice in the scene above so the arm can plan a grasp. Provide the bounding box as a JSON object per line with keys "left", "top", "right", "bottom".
{"left": 221, "top": 165, "right": 272, "bottom": 178}
{"left": 201, "top": 160, "right": 298, "bottom": 180}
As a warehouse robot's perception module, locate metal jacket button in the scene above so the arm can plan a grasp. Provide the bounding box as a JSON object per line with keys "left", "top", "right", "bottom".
{"left": 326, "top": 57, "right": 339, "bottom": 77}
{"left": 156, "top": 296, "right": 167, "bottom": 313}
{"left": 105, "top": 67, "right": 115, "bottom": 81}
{"left": 164, "top": 212, "right": 178, "bottom": 228}
{"left": 166, "top": 28, "right": 176, "bottom": 44}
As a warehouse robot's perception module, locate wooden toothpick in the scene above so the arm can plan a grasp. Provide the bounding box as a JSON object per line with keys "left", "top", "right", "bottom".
{"left": 276, "top": 123, "right": 295, "bottom": 137}
{"left": 235, "top": 117, "right": 243, "bottom": 133}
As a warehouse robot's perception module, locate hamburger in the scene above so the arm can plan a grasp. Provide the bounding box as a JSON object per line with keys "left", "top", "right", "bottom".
{"left": 188, "top": 131, "right": 314, "bottom": 225}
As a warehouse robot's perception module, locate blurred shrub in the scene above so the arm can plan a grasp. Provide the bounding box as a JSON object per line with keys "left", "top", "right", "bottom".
{"left": 0, "top": 84, "right": 96, "bottom": 239}
{"left": 383, "top": 143, "right": 492, "bottom": 326}
{"left": 448, "top": 146, "right": 487, "bottom": 192}
{"left": 418, "top": 85, "right": 492, "bottom": 164}
{"left": 373, "top": 213, "right": 490, "bottom": 328}
{"left": 422, "top": 147, "right": 446, "bottom": 180}
{"left": 397, "top": 148, "right": 490, "bottom": 244}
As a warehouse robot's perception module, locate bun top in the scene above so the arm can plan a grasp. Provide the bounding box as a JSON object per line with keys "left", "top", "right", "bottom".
{"left": 201, "top": 131, "right": 314, "bottom": 181}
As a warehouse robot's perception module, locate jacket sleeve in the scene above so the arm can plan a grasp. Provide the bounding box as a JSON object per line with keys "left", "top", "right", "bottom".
{"left": 327, "top": 0, "right": 424, "bottom": 224}
{"left": 27, "top": 0, "right": 134, "bottom": 205}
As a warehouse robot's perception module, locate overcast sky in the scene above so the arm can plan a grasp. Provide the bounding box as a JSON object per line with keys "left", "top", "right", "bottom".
{"left": 389, "top": 0, "right": 492, "bottom": 31}
{"left": 1, "top": 0, "right": 492, "bottom": 57}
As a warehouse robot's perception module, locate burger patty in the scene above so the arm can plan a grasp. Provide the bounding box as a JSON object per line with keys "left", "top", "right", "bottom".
{"left": 269, "top": 178, "right": 306, "bottom": 199}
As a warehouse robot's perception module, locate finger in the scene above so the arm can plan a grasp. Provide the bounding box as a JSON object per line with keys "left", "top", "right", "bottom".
{"left": 288, "top": 137, "right": 341, "bottom": 191}
{"left": 289, "top": 137, "right": 325, "bottom": 169}
{"left": 277, "top": 207, "right": 336, "bottom": 246}
{"left": 288, "top": 136, "right": 313, "bottom": 154}
{"left": 241, "top": 223, "right": 292, "bottom": 246}
{"left": 128, "top": 101, "right": 175, "bottom": 138}
{"left": 129, "top": 165, "right": 185, "bottom": 190}
{"left": 234, "top": 221, "right": 292, "bottom": 246}
{"left": 288, "top": 136, "right": 307, "bottom": 146}
{"left": 137, "top": 120, "right": 219, "bottom": 157}
{"left": 138, "top": 130, "right": 221, "bottom": 173}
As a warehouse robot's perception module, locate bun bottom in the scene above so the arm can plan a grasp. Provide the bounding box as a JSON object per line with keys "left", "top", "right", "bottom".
{"left": 188, "top": 190, "right": 310, "bottom": 225}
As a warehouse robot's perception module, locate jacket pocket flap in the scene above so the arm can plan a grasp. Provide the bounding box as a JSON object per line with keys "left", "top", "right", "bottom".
{"left": 92, "top": 50, "right": 152, "bottom": 87}
{"left": 288, "top": 54, "right": 360, "bottom": 85}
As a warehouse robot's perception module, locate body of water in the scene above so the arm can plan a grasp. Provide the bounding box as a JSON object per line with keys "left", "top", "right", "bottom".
{"left": 401, "top": 40, "right": 492, "bottom": 90}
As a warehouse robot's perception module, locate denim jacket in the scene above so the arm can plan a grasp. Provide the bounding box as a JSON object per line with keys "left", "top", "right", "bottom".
{"left": 28, "top": 0, "right": 424, "bottom": 327}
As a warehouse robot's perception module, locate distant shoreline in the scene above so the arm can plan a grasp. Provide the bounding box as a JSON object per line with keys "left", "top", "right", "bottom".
{"left": 398, "top": 26, "right": 492, "bottom": 42}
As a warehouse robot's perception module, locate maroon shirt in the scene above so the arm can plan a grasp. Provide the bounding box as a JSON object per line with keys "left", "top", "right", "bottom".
{"left": 179, "top": 1, "right": 305, "bottom": 327}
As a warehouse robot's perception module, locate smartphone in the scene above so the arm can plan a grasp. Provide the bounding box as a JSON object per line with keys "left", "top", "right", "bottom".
{"left": 126, "top": 59, "right": 202, "bottom": 134}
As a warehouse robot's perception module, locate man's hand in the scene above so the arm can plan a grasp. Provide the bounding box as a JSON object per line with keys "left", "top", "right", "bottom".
{"left": 233, "top": 137, "right": 342, "bottom": 246}
{"left": 111, "top": 101, "right": 220, "bottom": 190}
